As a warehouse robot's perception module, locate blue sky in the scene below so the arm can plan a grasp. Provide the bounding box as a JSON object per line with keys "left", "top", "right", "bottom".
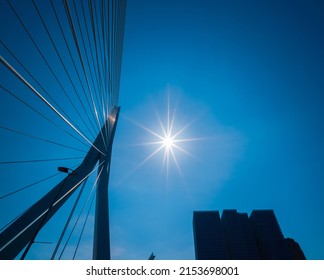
{"left": 0, "top": 0, "right": 324, "bottom": 260}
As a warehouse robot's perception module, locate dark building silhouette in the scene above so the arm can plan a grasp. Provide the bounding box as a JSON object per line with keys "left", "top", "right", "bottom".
{"left": 221, "top": 210, "right": 260, "bottom": 259}
{"left": 285, "top": 238, "right": 306, "bottom": 260}
{"left": 193, "top": 211, "right": 228, "bottom": 260}
{"left": 249, "top": 210, "right": 290, "bottom": 259}
{"left": 193, "top": 209, "right": 306, "bottom": 260}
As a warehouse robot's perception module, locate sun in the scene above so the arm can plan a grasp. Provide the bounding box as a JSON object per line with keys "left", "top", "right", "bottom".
{"left": 163, "top": 135, "right": 174, "bottom": 150}
{"left": 129, "top": 93, "right": 200, "bottom": 180}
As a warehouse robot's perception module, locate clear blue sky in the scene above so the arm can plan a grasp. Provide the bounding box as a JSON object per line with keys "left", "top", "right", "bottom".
{"left": 0, "top": 0, "right": 323, "bottom": 260}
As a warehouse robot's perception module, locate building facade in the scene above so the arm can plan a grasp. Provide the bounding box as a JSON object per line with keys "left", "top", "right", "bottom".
{"left": 193, "top": 211, "right": 228, "bottom": 260}
{"left": 221, "top": 210, "right": 260, "bottom": 259}
{"left": 249, "top": 210, "right": 291, "bottom": 259}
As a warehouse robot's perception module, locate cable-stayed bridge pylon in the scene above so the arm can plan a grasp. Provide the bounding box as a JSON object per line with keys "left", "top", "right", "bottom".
{"left": 0, "top": 0, "right": 127, "bottom": 260}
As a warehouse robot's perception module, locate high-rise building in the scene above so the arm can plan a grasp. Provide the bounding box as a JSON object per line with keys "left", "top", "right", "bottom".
{"left": 249, "top": 210, "right": 290, "bottom": 259}
{"left": 193, "top": 211, "right": 228, "bottom": 260}
{"left": 221, "top": 210, "right": 260, "bottom": 259}
{"left": 193, "top": 209, "right": 305, "bottom": 260}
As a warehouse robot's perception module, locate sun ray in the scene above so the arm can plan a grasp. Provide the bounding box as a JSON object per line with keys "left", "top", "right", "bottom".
{"left": 117, "top": 143, "right": 166, "bottom": 185}
{"left": 162, "top": 146, "right": 168, "bottom": 169}
{"left": 169, "top": 146, "right": 185, "bottom": 183}
{"left": 130, "top": 140, "right": 164, "bottom": 146}
{"left": 124, "top": 117, "right": 165, "bottom": 141}
{"left": 173, "top": 143, "right": 201, "bottom": 161}
{"left": 135, "top": 144, "right": 166, "bottom": 169}
{"left": 171, "top": 120, "right": 192, "bottom": 139}
{"left": 172, "top": 136, "right": 209, "bottom": 143}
